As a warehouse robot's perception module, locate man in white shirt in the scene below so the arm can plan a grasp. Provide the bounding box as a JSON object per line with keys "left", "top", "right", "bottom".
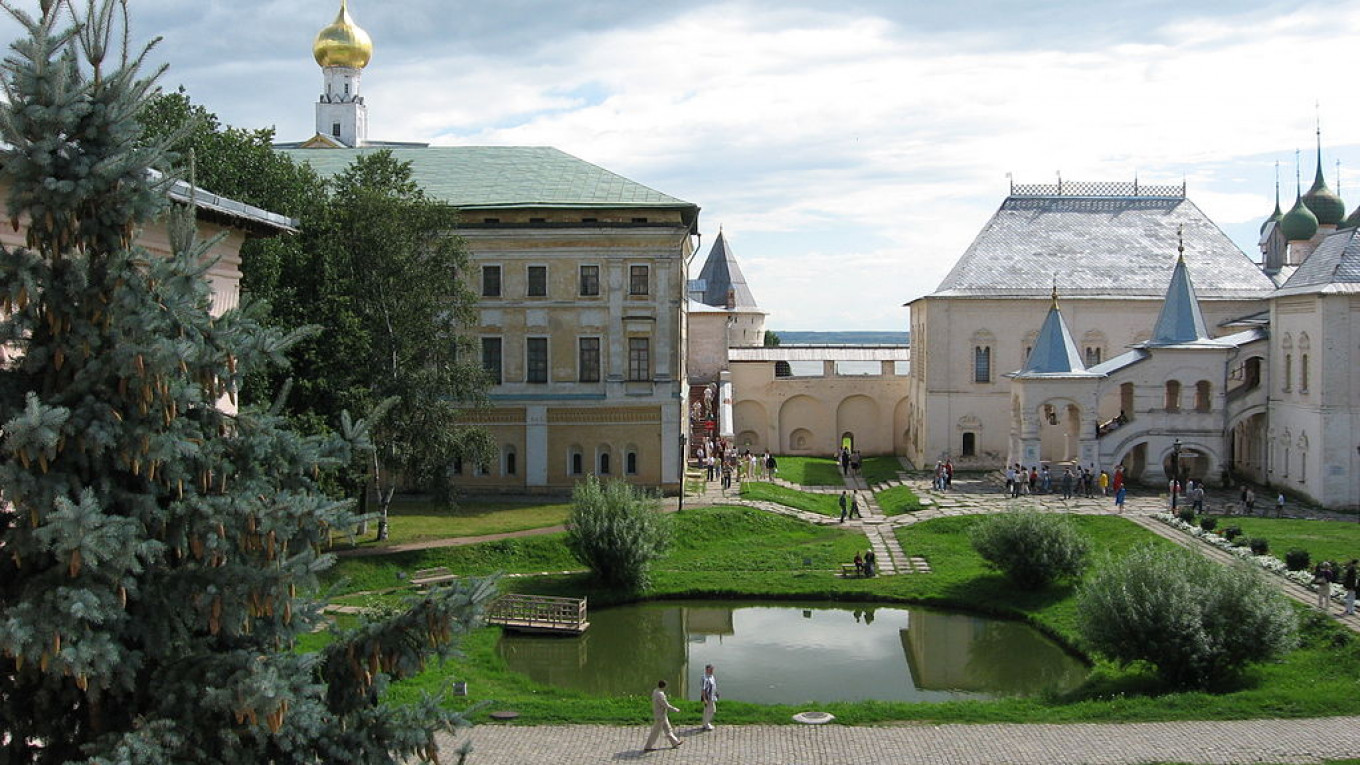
{"left": 700, "top": 664, "right": 718, "bottom": 731}
{"left": 643, "top": 679, "right": 683, "bottom": 751}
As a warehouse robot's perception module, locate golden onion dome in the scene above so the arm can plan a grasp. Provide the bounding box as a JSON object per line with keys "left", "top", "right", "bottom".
{"left": 312, "top": 1, "right": 372, "bottom": 69}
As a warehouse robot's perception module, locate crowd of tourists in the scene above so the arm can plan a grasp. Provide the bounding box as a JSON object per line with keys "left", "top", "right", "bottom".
{"left": 694, "top": 437, "right": 776, "bottom": 490}
{"left": 1003, "top": 462, "right": 1116, "bottom": 500}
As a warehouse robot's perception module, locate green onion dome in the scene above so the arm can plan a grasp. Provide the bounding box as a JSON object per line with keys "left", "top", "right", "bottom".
{"left": 1280, "top": 196, "right": 1319, "bottom": 241}
{"left": 1302, "top": 167, "right": 1346, "bottom": 226}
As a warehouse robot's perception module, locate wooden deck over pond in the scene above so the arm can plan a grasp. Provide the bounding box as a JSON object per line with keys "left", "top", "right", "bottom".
{"left": 487, "top": 594, "right": 589, "bottom": 635}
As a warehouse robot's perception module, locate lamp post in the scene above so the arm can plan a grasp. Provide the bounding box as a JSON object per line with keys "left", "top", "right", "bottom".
{"left": 678, "top": 433, "right": 687, "bottom": 513}
{"left": 1171, "top": 437, "right": 1182, "bottom": 511}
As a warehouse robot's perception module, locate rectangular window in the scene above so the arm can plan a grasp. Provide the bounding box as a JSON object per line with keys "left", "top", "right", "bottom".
{"left": 526, "top": 337, "right": 548, "bottom": 384}
{"left": 481, "top": 265, "right": 501, "bottom": 297}
{"left": 628, "top": 337, "right": 650, "bottom": 381}
{"left": 481, "top": 337, "right": 502, "bottom": 384}
{"left": 629, "top": 265, "right": 649, "bottom": 296}
{"left": 578, "top": 337, "right": 601, "bottom": 383}
{"left": 527, "top": 265, "right": 547, "bottom": 297}
{"left": 579, "top": 265, "right": 600, "bottom": 296}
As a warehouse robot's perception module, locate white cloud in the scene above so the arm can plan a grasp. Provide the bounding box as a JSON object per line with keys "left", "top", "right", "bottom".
{"left": 22, "top": 0, "right": 1360, "bottom": 330}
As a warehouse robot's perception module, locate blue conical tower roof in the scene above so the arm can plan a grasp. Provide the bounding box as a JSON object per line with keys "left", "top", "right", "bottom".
{"left": 1148, "top": 235, "right": 1210, "bottom": 346}
{"left": 695, "top": 229, "right": 758, "bottom": 308}
{"left": 1018, "top": 289, "right": 1087, "bottom": 375}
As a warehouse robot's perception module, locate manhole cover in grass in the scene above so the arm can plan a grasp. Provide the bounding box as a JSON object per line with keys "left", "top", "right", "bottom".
{"left": 792, "top": 711, "right": 834, "bottom": 724}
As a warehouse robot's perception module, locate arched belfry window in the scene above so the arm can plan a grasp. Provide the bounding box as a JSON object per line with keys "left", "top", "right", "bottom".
{"left": 971, "top": 330, "right": 995, "bottom": 384}
{"left": 973, "top": 346, "right": 991, "bottom": 383}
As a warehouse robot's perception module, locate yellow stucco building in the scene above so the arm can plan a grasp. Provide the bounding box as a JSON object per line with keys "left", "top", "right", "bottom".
{"left": 279, "top": 3, "right": 699, "bottom": 493}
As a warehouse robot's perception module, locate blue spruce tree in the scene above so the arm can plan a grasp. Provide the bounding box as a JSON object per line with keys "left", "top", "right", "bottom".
{"left": 0, "top": 3, "right": 492, "bottom": 762}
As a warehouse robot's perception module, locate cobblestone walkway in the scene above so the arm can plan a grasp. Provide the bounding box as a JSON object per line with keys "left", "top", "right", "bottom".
{"left": 435, "top": 717, "right": 1360, "bottom": 764}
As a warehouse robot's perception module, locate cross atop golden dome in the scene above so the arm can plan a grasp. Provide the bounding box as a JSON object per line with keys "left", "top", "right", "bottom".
{"left": 313, "top": 0, "right": 372, "bottom": 69}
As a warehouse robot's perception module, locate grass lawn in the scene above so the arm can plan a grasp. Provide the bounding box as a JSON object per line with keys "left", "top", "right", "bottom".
{"left": 326, "top": 533, "right": 582, "bottom": 595}
{"left": 739, "top": 481, "right": 841, "bottom": 516}
{"left": 769, "top": 455, "right": 844, "bottom": 486}
{"left": 1205, "top": 516, "right": 1360, "bottom": 565}
{"left": 877, "top": 484, "right": 926, "bottom": 515}
{"left": 859, "top": 455, "right": 904, "bottom": 485}
{"left": 329, "top": 497, "right": 571, "bottom": 549}
{"left": 332, "top": 508, "right": 1360, "bottom": 726}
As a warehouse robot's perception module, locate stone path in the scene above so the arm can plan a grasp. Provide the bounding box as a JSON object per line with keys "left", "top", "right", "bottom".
{"left": 433, "top": 717, "right": 1360, "bottom": 764}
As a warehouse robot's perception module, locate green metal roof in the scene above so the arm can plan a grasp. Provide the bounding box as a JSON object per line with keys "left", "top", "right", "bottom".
{"left": 277, "top": 145, "right": 696, "bottom": 215}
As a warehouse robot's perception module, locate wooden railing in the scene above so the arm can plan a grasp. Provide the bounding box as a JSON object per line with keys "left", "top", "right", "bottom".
{"left": 486, "top": 594, "right": 589, "bottom": 634}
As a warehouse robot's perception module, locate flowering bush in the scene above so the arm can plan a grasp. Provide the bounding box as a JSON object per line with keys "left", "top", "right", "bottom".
{"left": 1152, "top": 514, "right": 1345, "bottom": 598}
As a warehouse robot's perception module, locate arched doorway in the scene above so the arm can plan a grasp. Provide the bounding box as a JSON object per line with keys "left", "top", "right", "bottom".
{"left": 1162, "top": 444, "right": 1211, "bottom": 483}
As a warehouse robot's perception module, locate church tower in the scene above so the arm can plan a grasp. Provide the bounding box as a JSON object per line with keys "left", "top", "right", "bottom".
{"left": 312, "top": 0, "right": 372, "bottom": 148}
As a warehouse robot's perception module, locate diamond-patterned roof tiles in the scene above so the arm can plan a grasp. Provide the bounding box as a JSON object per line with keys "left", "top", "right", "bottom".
{"left": 931, "top": 195, "right": 1276, "bottom": 299}
{"left": 1278, "top": 226, "right": 1360, "bottom": 294}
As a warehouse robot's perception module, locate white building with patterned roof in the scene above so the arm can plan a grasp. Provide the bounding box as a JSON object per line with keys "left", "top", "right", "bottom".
{"left": 907, "top": 170, "right": 1360, "bottom": 511}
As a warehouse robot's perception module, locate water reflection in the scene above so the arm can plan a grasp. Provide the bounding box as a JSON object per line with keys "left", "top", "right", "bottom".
{"left": 497, "top": 601, "right": 1087, "bottom": 704}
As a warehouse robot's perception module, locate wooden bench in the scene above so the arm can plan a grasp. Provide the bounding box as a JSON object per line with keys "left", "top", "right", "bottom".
{"left": 410, "top": 567, "right": 458, "bottom": 587}
{"left": 839, "top": 563, "right": 863, "bottom": 578}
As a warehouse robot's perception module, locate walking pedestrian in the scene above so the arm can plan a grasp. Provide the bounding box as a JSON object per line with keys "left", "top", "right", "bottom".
{"left": 1275, "top": 491, "right": 1286, "bottom": 518}
{"left": 1343, "top": 560, "right": 1358, "bottom": 617}
{"left": 700, "top": 664, "right": 718, "bottom": 731}
{"left": 838, "top": 491, "right": 848, "bottom": 523}
{"left": 1115, "top": 484, "right": 1127, "bottom": 513}
{"left": 1313, "top": 562, "right": 1335, "bottom": 611}
{"left": 850, "top": 492, "right": 862, "bottom": 519}
{"left": 643, "top": 680, "right": 683, "bottom": 751}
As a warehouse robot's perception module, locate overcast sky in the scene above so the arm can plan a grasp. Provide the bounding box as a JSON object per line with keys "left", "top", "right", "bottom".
{"left": 6, "top": 0, "right": 1358, "bottom": 330}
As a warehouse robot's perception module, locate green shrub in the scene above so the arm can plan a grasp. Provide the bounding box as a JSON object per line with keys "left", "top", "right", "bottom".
{"left": 1249, "top": 537, "right": 1270, "bottom": 555}
{"left": 968, "top": 510, "right": 1090, "bottom": 590}
{"left": 1199, "top": 516, "right": 1218, "bottom": 532}
{"left": 1285, "top": 548, "right": 1311, "bottom": 572}
{"left": 1177, "top": 507, "right": 1196, "bottom": 523}
{"left": 1223, "top": 525, "right": 1242, "bottom": 541}
{"left": 1077, "top": 544, "right": 1298, "bottom": 688}
{"left": 565, "top": 476, "right": 671, "bottom": 591}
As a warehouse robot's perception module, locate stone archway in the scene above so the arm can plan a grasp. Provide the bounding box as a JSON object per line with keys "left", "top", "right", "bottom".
{"left": 779, "top": 395, "right": 830, "bottom": 456}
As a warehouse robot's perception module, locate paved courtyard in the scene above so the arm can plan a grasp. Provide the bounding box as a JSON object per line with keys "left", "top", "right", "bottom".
{"left": 438, "top": 717, "right": 1360, "bottom": 764}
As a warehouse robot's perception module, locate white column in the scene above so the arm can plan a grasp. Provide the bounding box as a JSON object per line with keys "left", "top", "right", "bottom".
{"left": 525, "top": 405, "right": 548, "bottom": 486}
{"left": 718, "top": 371, "right": 734, "bottom": 438}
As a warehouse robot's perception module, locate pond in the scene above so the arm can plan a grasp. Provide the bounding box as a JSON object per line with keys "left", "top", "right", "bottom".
{"left": 497, "top": 600, "right": 1088, "bottom": 704}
